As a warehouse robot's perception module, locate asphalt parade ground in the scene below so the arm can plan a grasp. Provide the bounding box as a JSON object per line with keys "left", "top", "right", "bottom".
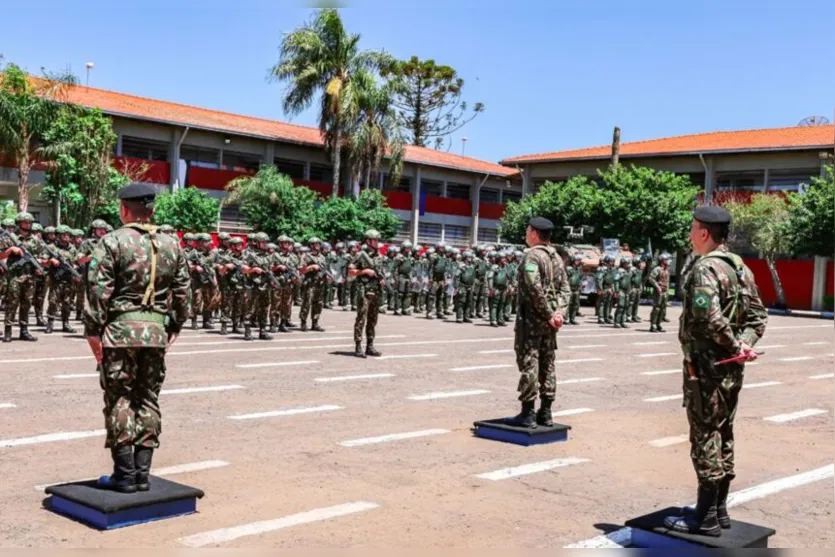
{"left": 0, "top": 307, "right": 832, "bottom": 547}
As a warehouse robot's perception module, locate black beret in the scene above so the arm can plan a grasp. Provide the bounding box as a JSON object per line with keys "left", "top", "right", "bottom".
{"left": 118, "top": 182, "right": 158, "bottom": 202}
{"left": 693, "top": 206, "right": 732, "bottom": 225}
{"left": 528, "top": 217, "right": 554, "bottom": 231}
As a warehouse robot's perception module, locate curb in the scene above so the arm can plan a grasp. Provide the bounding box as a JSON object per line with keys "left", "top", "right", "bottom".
{"left": 766, "top": 308, "right": 834, "bottom": 320}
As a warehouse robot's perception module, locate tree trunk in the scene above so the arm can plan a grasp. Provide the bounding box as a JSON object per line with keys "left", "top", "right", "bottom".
{"left": 18, "top": 156, "right": 30, "bottom": 213}
{"left": 364, "top": 164, "right": 372, "bottom": 194}
{"left": 766, "top": 255, "right": 787, "bottom": 309}
{"left": 332, "top": 126, "right": 342, "bottom": 199}
{"left": 611, "top": 126, "right": 621, "bottom": 168}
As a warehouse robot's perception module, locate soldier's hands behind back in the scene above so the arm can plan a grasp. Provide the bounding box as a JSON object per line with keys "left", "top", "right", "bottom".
{"left": 549, "top": 312, "right": 564, "bottom": 330}
{"left": 737, "top": 341, "right": 759, "bottom": 362}
{"left": 86, "top": 336, "right": 103, "bottom": 364}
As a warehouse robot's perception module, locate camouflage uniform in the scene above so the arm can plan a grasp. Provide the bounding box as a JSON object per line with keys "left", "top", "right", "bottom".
{"left": 395, "top": 242, "right": 414, "bottom": 315}
{"left": 299, "top": 239, "right": 327, "bottom": 331}
{"left": 453, "top": 251, "right": 476, "bottom": 323}
{"left": 189, "top": 234, "right": 218, "bottom": 329}
{"left": 505, "top": 252, "right": 520, "bottom": 320}
{"left": 31, "top": 223, "right": 48, "bottom": 326}
{"left": 0, "top": 213, "right": 46, "bottom": 341}
{"left": 629, "top": 261, "right": 646, "bottom": 322}
{"left": 76, "top": 222, "right": 107, "bottom": 319}
{"left": 381, "top": 247, "right": 398, "bottom": 313}
{"left": 649, "top": 256, "right": 671, "bottom": 332}
{"left": 351, "top": 230, "right": 385, "bottom": 356}
{"left": 594, "top": 262, "right": 606, "bottom": 320}
{"left": 45, "top": 227, "right": 79, "bottom": 332}
{"left": 71, "top": 228, "right": 86, "bottom": 318}
{"left": 272, "top": 237, "right": 298, "bottom": 332}
{"left": 216, "top": 237, "right": 247, "bottom": 334}
{"left": 487, "top": 255, "right": 510, "bottom": 326}
{"left": 426, "top": 244, "right": 449, "bottom": 319}
{"left": 243, "top": 233, "right": 273, "bottom": 340}
{"left": 613, "top": 258, "right": 633, "bottom": 328}
{"left": 472, "top": 248, "right": 489, "bottom": 319}
{"left": 567, "top": 255, "right": 583, "bottom": 325}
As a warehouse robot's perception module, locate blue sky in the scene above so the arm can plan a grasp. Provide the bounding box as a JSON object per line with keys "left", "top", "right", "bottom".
{"left": 2, "top": 0, "right": 833, "bottom": 163}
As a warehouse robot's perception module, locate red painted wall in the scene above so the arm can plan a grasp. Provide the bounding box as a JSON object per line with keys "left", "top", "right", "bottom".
{"left": 480, "top": 201, "right": 506, "bottom": 220}
{"left": 826, "top": 262, "right": 834, "bottom": 298}
{"left": 187, "top": 166, "right": 254, "bottom": 190}
{"left": 743, "top": 258, "right": 815, "bottom": 310}
{"left": 425, "top": 195, "right": 471, "bottom": 216}
{"left": 382, "top": 190, "right": 412, "bottom": 211}
{"left": 294, "top": 179, "right": 344, "bottom": 198}
{"left": 112, "top": 156, "right": 170, "bottom": 185}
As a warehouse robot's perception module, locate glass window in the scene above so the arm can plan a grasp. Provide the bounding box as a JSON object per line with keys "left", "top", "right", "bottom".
{"left": 478, "top": 227, "right": 498, "bottom": 243}
{"left": 502, "top": 190, "right": 522, "bottom": 204}
{"left": 479, "top": 188, "right": 500, "bottom": 203}
{"left": 393, "top": 219, "right": 411, "bottom": 242}
{"left": 446, "top": 182, "right": 470, "bottom": 200}
{"left": 309, "top": 163, "right": 333, "bottom": 184}
{"left": 384, "top": 174, "right": 411, "bottom": 192}
{"left": 421, "top": 179, "right": 443, "bottom": 197}
{"left": 222, "top": 151, "right": 261, "bottom": 172}
{"left": 181, "top": 145, "right": 220, "bottom": 168}
{"left": 418, "top": 222, "right": 442, "bottom": 244}
{"left": 767, "top": 169, "right": 819, "bottom": 192}
{"left": 121, "top": 136, "right": 169, "bottom": 161}
{"left": 274, "top": 158, "right": 305, "bottom": 180}
{"left": 444, "top": 224, "right": 470, "bottom": 244}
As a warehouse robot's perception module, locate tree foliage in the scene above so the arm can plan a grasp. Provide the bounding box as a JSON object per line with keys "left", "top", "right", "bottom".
{"left": 381, "top": 56, "right": 484, "bottom": 149}
{"left": 316, "top": 188, "right": 401, "bottom": 242}
{"left": 500, "top": 165, "right": 697, "bottom": 251}
{"left": 41, "top": 105, "right": 118, "bottom": 227}
{"left": 153, "top": 187, "right": 220, "bottom": 232}
{"left": 785, "top": 165, "right": 834, "bottom": 257}
{"left": 225, "top": 166, "right": 320, "bottom": 241}
{"left": 91, "top": 168, "right": 131, "bottom": 229}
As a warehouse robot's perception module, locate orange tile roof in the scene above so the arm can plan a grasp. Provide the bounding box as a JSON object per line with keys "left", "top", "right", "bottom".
{"left": 501, "top": 125, "right": 835, "bottom": 164}
{"left": 62, "top": 84, "right": 514, "bottom": 177}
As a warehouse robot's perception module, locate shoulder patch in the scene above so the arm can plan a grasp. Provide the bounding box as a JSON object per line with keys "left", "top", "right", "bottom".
{"left": 524, "top": 263, "right": 538, "bottom": 273}
{"left": 693, "top": 286, "right": 712, "bottom": 309}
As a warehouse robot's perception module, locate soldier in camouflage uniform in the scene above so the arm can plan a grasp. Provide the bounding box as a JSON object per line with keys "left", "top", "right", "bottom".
{"left": 331, "top": 242, "right": 348, "bottom": 310}
{"left": 472, "top": 246, "right": 489, "bottom": 319}
{"left": 594, "top": 257, "right": 607, "bottom": 321}
{"left": 487, "top": 251, "right": 511, "bottom": 327}
{"left": 85, "top": 183, "right": 190, "bottom": 493}
{"left": 505, "top": 250, "right": 521, "bottom": 320}
{"left": 664, "top": 206, "right": 767, "bottom": 537}
{"left": 648, "top": 253, "right": 672, "bottom": 332}
{"left": 76, "top": 220, "right": 109, "bottom": 320}
{"left": 298, "top": 237, "right": 327, "bottom": 332}
{"left": 596, "top": 255, "right": 614, "bottom": 324}
{"left": 349, "top": 230, "right": 385, "bottom": 358}
{"left": 453, "top": 249, "right": 476, "bottom": 323}
{"left": 242, "top": 232, "right": 273, "bottom": 341}
{"left": 426, "top": 242, "right": 449, "bottom": 319}
{"left": 214, "top": 235, "right": 244, "bottom": 335}
{"left": 30, "top": 223, "right": 48, "bottom": 326}
{"left": 344, "top": 240, "right": 360, "bottom": 311}
{"left": 0, "top": 212, "right": 46, "bottom": 342}
{"left": 292, "top": 241, "right": 303, "bottom": 306}
{"left": 613, "top": 256, "right": 633, "bottom": 328}
{"left": 381, "top": 246, "right": 398, "bottom": 314}
{"left": 271, "top": 235, "right": 299, "bottom": 332}
{"left": 394, "top": 241, "right": 414, "bottom": 315}
{"left": 187, "top": 233, "right": 218, "bottom": 329}
{"left": 566, "top": 253, "right": 584, "bottom": 325}
{"left": 630, "top": 257, "right": 646, "bottom": 322}
{"left": 44, "top": 225, "right": 80, "bottom": 334}
{"left": 70, "top": 228, "right": 85, "bottom": 318}
{"left": 413, "top": 246, "right": 428, "bottom": 313}
{"left": 513, "top": 217, "right": 570, "bottom": 428}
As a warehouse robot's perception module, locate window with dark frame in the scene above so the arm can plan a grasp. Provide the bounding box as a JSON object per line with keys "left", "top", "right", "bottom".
{"left": 502, "top": 190, "right": 522, "bottom": 204}
{"left": 120, "top": 136, "right": 169, "bottom": 161}
{"left": 479, "top": 188, "right": 500, "bottom": 203}
{"left": 222, "top": 151, "right": 262, "bottom": 172}
{"left": 274, "top": 158, "right": 305, "bottom": 180}
{"left": 180, "top": 145, "right": 220, "bottom": 168}
{"left": 421, "top": 179, "right": 443, "bottom": 197}
{"left": 309, "top": 163, "right": 333, "bottom": 184}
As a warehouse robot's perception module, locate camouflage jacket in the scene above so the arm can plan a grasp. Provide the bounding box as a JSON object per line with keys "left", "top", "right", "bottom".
{"left": 301, "top": 251, "right": 328, "bottom": 284}
{"left": 568, "top": 265, "right": 584, "bottom": 291}
{"left": 243, "top": 249, "right": 271, "bottom": 291}
{"left": 47, "top": 241, "right": 77, "bottom": 283}
{"left": 85, "top": 224, "right": 191, "bottom": 348}
{"left": 454, "top": 262, "right": 476, "bottom": 288}
{"left": 395, "top": 253, "right": 414, "bottom": 278}
{"left": 648, "top": 265, "right": 669, "bottom": 292}
{"left": 630, "top": 266, "right": 645, "bottom": 288}
{"left": 614, "top": 267, "right": 632, "bottom": 293}
{"left": 0, "top": 231, "right": 45, "bottom": 279}
{"left": 679, "top": 245, "right": 767, "bottom": 357}
{"left": 351, "top": 250, "right": 385, "bottom": 292}
{"left": 516, "top": 244, "right": 570, "bottom": 336}
{"left": 428, "top": 253, "right": 449, "bottom": 280}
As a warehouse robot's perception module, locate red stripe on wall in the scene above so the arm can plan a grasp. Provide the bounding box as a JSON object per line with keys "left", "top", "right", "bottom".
{"left": 480, "top": 201, "right": 506, "bottom": 220}
{"left": 826, "top": 261, "right": 834, "bottom": 298}
{"left": 382, "top": 190, "right": 412, "bottom": 211}
{"left": 425, "top": 195, "right": 471, "bottom": 216}
{"left": 743, "top": 258, "right": 815, "bottom": 310}
{"left": 113, "top": 156, "right": 170, "bottom": 185}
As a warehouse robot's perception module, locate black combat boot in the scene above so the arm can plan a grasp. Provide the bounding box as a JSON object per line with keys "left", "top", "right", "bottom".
{"left": 355, "top": 342, "right": 366, "bottom": 358}
{"left": 365, "top": 343, "right": 381, "bottom": 357}
{"left": 311, "top": 320, "right": 325, "bottom": 332}
{"left": 716, "top": 477, "right": 732, "bottom": 529}
{"left": 463, "top": 317, "right": 473, "bottom": 323}
{"left": 244, "top": 325, "right": 253, "bottom": 341}
{"left": 259, "top": 327, "right": 273, "bottom": 341}
{"left": 97, "top": 445, "right": 137, "bottom": 494}
{"left": 75, "top": 311, "right": 83, "bottom": 321}
{"left": 300, "top": 321, "right": 308, "bottom": 332}
{"left": 269, "top": 320, "right": 276, "bottom": 334}
{"left": 35, "top": 314, "right": 46, "bottom": 327}
{"left": 232, "top": 321, "right": 241, "bottom": 335}
{"left": 134, "top": 446, "right": 154, "bottom": 492}
{"left": 664, "top": 484, "right": 721, "bottom": 537}
{"left": 657, "top": 325, "right": 666, "bottom": 333}
{"left": 649, "top": 324, "right": 658, "bottom": 333}
{"left": 61, "top": 320, "right": 76, "bottom": 334}
{"left": 220, "top": 322, "right": 228, "bottom": 335}
{"left": 286, "top": 319, "right": 297, "bottom": 328}
{"left": 278, "top": 320, "right": 289, "bottom": 333}
{"left": 536, "top": 398, "right": 554, "bottom": 427}
{"left": 2, "top": 326, "right": 12, "bottom": 343}
{"left": 19, "top": 325, "right": 37, "bottom": 342}
{"left": 45, "top": 318, "right": 55, "bottom": 334}
{"left": 202, "top": 312, "right": 214, "bottom": 330}
{"left": 190, "top": 317, "right": 198, "bottom": 330}
{"left": 510, "top": 401, "right": 537, "bottom": 428}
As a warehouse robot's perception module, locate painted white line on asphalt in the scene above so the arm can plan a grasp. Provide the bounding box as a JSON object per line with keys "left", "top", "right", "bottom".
{"left": 768, "top": 324, "right": 832, "bottom": 330}
{"left": 804, "top": 341, "right": 829, "bottom": 346}
{"left": 743, "top": 381, "right": 782, "bottom": 389}
{"left": 726, "top": 464, "right": 834, "bottom": 508}
{"left": 315, "top": 373, "right": 394, "bottom": 383}
{"left": 35, "top": 460, "right": 230, "bottom": 492}
{"left": 649, "top": 434, "right": 688, "bottom": 448}
{"left": 375, "top": 353, "right": 436, "bottom": 361}
{"left": 475, "top": 457, "right": 589, "bottom": 481}
{"left": 479, "top": 349, "right": 513, "bottom": 354}
{"left": 633, "top": 341, "right": 669, "bottom": 346}
{"left": 810, "top": 373, "right": 834, "bottom": 380}
{"left": 175, "top": 334, "right": 390, "bottom": 347}
{"left": 0, "top": 403, "right": 16, "bottom": 409}
{"left": 228, "top": 405, "right": 343, "bottom": 421}
{"left": 558, "top": 358, "right": 604, "bottom": 364}
{"left": 450, "top": 364, "right": 514, "bottom": 372}
{"left": 558, "top": 377, "right": 604, "bottom": 385}
{"left": 54, "top": 373, "right": 97, "bottom": 379}
{"left": 552, "top": 408, "right": 594, "bottom": 417}
{"left": 0, "top": 429, "right": 105, "bottom": 448}
{"left": 764, "top": 409, "right": 828, "bottom": 423}
{"left": 641, "top": 369, "right": 680, "bottom": 376}
{"left": 172, "top": 336, "right": 405, "bottom": 357}
{"left": 565, "top": 344, "right": 606, "bottom": 349}
{"left": 637, "top": 352, "right": 676, "bottom": 358}
{"left": 339, "top": 429, "right": 450, "bottom": 447}
{"left": 408, "top": 389, "right": 490, "bottom": 401}
{"left": 178, "top": 501, "right": 380, "bottom": 547}
{"left": 757, "top": 344, "right": 785, "bottom": 349}
{"left": 0, "top": 355, "right": 93, "bottom": 364}
{"left": 644, "top": 394, "right": 683, "bottom": 402}
{"left": 236, "top": 360, "right": 319, "bottom": 369}
{"left": 161, "top": 385, "right": 244, "bottom": 395}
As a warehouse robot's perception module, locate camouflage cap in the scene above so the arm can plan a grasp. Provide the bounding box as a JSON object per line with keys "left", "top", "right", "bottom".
{"left": 435, "top": 241, "right": 446, "bottom": 250}
{"left": 346, "top": 240, "right": 358, "bottom": 248}
{"left": 293, "top": 242, "right": 302, "bottom": 249}
{"left": 31, "top": 223, "right": 43, "bottom": 232}
{"left": 387, "top": 246, "right": 399, "bottom": 255}
{"left": 91, "top": 219, "right": 108, "bottom": 230}
{"left": 56, "top": 224, "right": 71, "bottom": 235}
{"left": 400, "top": 240, "right": 413, "bottom": 249}
{"left": 659, "top": 253, "right": 672, "bottom": 261}
{"left": 43, "top": 226, "right": 56, "bottom": 234}
{"left": 463, "top": 249, "right": 474, "bottom": 258}
{"left": 72, "top": 228, "right": 84, "bottom": 237}
{"left": 3, "top": 218, "right": 15, "bottom": 227}
{"left": 198, "top": 233, "right": 212, "bottom": 242}
{"left": 14, "top": 212, "right": 34, "bottom": 223}
{"left": 183, "top": 232, "right": 195, "bottom": 241}
{"left": 256, "top": 232, "right": 270, "bottom": 242}
{"left": 571, "top": 252, "right": 583, "bottom": 262}
{"left": 364, "top": 229, "right": 381, "bottom": 240}
{"left": 621, "top": 256, "right": 632, "bottom": 265}
{"left": 267, "top": 243, "right": 277, "bottom": 250}
{"left": 335, "top": 241, "right": 345, "bottom": 249}
{"left": 414, "top": 244, "right": 423, "bottom": 253}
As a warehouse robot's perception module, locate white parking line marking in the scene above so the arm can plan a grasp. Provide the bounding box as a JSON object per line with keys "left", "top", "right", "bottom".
{"left": 637, "top": 352, "right": 676, "bottom": 358}
{"left": 54, "top": 373, "right": 98, "bottom": 379}
{"left": 35, "top": 460, "right": 230, "bottom": 492}
{"left": 177, "top": 501, "right": 380, "bottom": 547}
{"left": 475, "top": 457, "right": 589, "bottom": 481}
{"left": 558, "top": 358, "right": 604, "bottom": 364}
{"left": 810, "top": 373, "right": 834, "bottom": 380}
{"left": 375, "top": 354, "right": 436, "bottom": 360}
{"left": 764, "top": 409, "right": 828, "bottom": 423}
{"left": 743, "top": 381, "right": 782, "bottom": 389}
{"left": 804, "top": 341, "right": 829, "bottom": 346}
{"left": 228, "top": 405, "right": 343, "bottom": 421}
{"left": 649, "top": 435, "right": 688, "bottom": 448}
{"left": 175, "top": 334, "right": 378, "bottom": 347}
{"left": 779, "top": 356, "right": 813, "bottom": 362}
{"left": 479, "top": 349, "right": 513, "bottom": 354}
{"left": 566, "top": 344, "right": 606, "bottom": 349}
{"left": 641, "top": 369, "right": 680, "bottom": 376}
{"left": 0, "top": 429, "right": 105, "bottom": 448}
{"left": 450, "top": 364, "right": 514, "bottom": 372}
{"left": 0, "top": 355, "right": 93, "bottom": 364}
{"left": 644, "top": 394, "right": 683, "bottom": 402}
{"left": 408, "top": 389, "right": 491, "bottom": 401}
{"left": 161, "top": 385, "right": 244, "bottom": 395}
{"left": 172, "top": 336, "right": 405, "bottom": 356}
{"left": 0, "top": 403, "right": 16, "bottom": 409}
{"left": 756, "top": 344, "right": 785, "bottom": 349}
{"left": 339, "top": 429, "right": 449, "bottom": 447}
{"left": 558, "top": 377, "right": 604, "bottom": 385}
{"left": 315, "top": 373, "right": 394, "bottom": 383}
{"left": 633, "top": 341, "right": 669, "bottom": 346}
{"left": 552, "top": 408, "right": 594, "bottom": 417}
{"left": 236, "top": 360, "right": 319, "bottom": 369}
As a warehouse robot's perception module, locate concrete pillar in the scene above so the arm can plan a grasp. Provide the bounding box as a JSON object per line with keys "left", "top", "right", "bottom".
{"left": 762, "top": 168, "right": 770, "bottom": 192}
{"left": 411, "top": 166, "right": 421, "bottom": 244}
{"left": 441, "top": 180, "right": 448, "bottom": 198}
{"left": 264, "top": 143, "right": 275, "bottom": 168}
{"left": 811, "top": 256, "right": 829, "bottom": 312}
{"left": 303, "top": 161, "right": 311, "bottom": 181}
{"left": 703, "top": 157, "right": 716, "bottom": 205}
{"left": 471, "top": 176, "right": 481, "bottom": 246}
{"left": 168, "top": 128, "right": 182, "bottom": 190}
{"left": 521, "top": 165, "right": 532, "bottom": 197}
{"left": 115, "top": 134, "right": 123, "bottom": 157}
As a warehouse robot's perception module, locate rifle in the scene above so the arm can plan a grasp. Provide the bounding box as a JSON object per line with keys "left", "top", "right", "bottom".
{"left": 42, "top": 243, "right": 82, "bottom": 282}
{"left": 1, "top": 230, "right": 44, "bottom": 275}
{"left": 264, "top": 269, "right": 282, "bottom": 289}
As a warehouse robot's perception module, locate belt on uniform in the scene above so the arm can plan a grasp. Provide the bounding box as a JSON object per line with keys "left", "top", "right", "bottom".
{"left": 109, "top": 310, "right": 166, "bottom": 325}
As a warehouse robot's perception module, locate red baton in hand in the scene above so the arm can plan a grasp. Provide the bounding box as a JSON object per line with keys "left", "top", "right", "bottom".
{"left": 716, "top": 351, "right": 764, "bottom": 365}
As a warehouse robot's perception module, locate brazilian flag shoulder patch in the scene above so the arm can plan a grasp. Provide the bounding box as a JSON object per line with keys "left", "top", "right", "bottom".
{"left": 693, "top": 287, "right": 712, "bottom": 310}
{"left": 524, "top": 263, "right": 538, "bottom": 273}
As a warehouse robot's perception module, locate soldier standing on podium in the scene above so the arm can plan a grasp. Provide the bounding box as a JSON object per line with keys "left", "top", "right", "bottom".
{"left": 85, "top": 183, "right": 190, "bottom": 493}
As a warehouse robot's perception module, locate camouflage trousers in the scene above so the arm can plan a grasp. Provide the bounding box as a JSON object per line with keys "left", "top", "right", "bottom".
{"left": 75, "top": 279, "right": 85, "bottom": 315}
{"left": 454, "top": 285, "right": 473, "bottom": 321}
{"left": 396, "top": 276, "right": 413, "bottom": 314}
{"left": 684, "top": 359, "right": 743, "bottom": 488}
{"left": 246, "top": 288, "right": 270, "bottom": 328}
{"left": 599, "top": 288, "right": 614, "bottom": 322}
{"left": 472, "top": 279, "right": 486, "bottom": 317}
{"left": 568, "top": 289, "right": 581, "bottom": 323}
{"left": 505, "top": 286, "right": 516, "bottom": 317}
{"left": 47, "top": 279, "right": 75, "bottom": 320}
{"left": 191, "top": 284, "right": 219, "bottom": 318}
{"left": 489, "top": 288, "right": 507, "bottom": 325}
{"left": 614, "top": 289, "right": 631, "bottom": 326}
{"left": 354, "top": 288, "right": 379, "bottom": 344}
{"left": 299, "top": 281, "right": 324, "bottom": 324}
{"left": 4, "top": 275, "right": 35, "bottom": 328}
{"left": 515, "top": 329, "right": 557, "bottom": 402}
{"left": 629, "top": 289, "right": 641, "bottom": 320}
{"left": 347, "top": 279, "right": 357, "bottom": 310}
{"left": 221, "top": 287, "right": 246, "bottom": 325}
{"left": 650, "top": 290, "right": 668, "bottom": 327}
{"left": 426, "top": 279, "right": 446, "bottom": 317}
{"left": 272, "top": 284, "right": 294, "bottom": 321}
{"left": 33, "top": 276, "right": 47, "bottom": 319}
{"left": 100, "top": 347, "right": 166, "bottom": 449}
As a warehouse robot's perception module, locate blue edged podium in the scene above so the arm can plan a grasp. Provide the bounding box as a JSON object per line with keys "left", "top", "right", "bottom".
{"left": 44, "top": 476, "right": 204, "bottom": 530}
{"left": 625, "top": 507, "right": 776, "bottom": 548}
{"left": 473, "top": 418, "right": 570, "bottom": 446}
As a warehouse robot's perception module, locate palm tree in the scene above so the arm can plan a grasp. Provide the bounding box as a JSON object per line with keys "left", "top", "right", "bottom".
{"left": 0, "top": 63, "right": 74, "bottom": 212}
{"left": 270, "top": 8, "right": 391, "bottom": 199}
